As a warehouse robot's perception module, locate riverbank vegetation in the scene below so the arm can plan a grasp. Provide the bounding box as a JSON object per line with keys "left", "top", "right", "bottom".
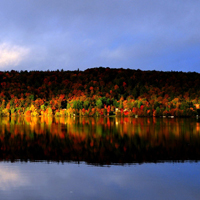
{"left": 0, "top": 67, "right": 200, "bottom": 117}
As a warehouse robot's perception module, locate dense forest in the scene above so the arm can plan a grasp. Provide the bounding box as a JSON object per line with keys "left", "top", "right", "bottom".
{"left": 0, "top": 67, "right": 200, "bottom": 117}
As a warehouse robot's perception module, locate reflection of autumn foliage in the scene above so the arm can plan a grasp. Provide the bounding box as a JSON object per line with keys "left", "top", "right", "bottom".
{"left": 0, "top": 117, "right": 200, "bottom": 163}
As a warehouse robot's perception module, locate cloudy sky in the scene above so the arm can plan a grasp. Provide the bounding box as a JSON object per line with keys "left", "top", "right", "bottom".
{"left": 0, "top": 0, "right": 199, "bottom": 72}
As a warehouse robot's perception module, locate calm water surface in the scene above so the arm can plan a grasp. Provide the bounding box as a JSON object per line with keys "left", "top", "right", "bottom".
{"left": 0, "top": 116, "right": 199, "bottom": 199}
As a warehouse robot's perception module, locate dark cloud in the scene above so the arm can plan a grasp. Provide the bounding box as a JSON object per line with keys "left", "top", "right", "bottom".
{"left": 0, "top": 0, "right": 199, "bottom": 72}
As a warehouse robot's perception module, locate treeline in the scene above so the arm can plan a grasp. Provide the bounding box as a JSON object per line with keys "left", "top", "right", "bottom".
{"left": 0, "top": 67, "right": 200, "bottom": 117}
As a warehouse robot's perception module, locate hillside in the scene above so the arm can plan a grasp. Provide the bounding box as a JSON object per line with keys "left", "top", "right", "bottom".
{"left": 0, "top": 67, "right": 199, "bottom": 117}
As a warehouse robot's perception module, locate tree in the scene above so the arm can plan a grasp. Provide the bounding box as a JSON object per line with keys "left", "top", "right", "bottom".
{"left": 84, "top": 100, "right": 90, "bottom": 109}
{"left": 96, "top": 99, "right": 103, "bottom": 109}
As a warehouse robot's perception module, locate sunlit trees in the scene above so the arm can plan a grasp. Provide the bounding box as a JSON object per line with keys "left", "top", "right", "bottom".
{"left": 0, "top": 67, "right": 199, "bottom": 117}
{"left": 96, "top": 99, "right": 103, "bottom": 109}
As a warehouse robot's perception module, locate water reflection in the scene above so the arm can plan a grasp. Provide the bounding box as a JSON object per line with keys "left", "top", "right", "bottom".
{"left": 0, "top": 165, "right": 29, "bottom": 190}
{"left": 0, "top": 116, "right": 200, "bottom": 163}
{"left": 0, "top": 162, "right": 199, "bottom": 200}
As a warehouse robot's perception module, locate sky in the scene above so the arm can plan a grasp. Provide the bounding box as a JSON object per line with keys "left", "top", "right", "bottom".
{"left": 0, "top": 0, "right": 200, "bottom": 73}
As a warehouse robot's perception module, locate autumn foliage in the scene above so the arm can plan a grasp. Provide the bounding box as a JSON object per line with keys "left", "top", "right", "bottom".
{"left": 0, "top": 67, "right": 200, "bottom": 117}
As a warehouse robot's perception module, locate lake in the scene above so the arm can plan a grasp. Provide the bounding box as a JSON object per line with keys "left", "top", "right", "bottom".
{"left": 0, "top": 116, "right": 200, "bottom": 199}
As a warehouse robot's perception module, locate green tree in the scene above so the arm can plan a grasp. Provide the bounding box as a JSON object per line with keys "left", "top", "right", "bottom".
{"left": 84, "top": 100, "right": 90, "bottom": 109}
{"left": 96, "top": 99, "right": 103, "bottom": 109}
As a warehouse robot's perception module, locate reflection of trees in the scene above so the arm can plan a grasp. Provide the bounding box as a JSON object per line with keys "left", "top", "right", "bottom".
{"left": 0, "top": 116, "right": 199, "bottom": 164}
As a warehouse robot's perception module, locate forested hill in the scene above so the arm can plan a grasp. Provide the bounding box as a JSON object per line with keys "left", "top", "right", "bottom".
{"left": 0, "top": 67, "right": 200, "bottom": 117}
{"left": 0, "top": 67, "right": 199, "bottom": 100}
